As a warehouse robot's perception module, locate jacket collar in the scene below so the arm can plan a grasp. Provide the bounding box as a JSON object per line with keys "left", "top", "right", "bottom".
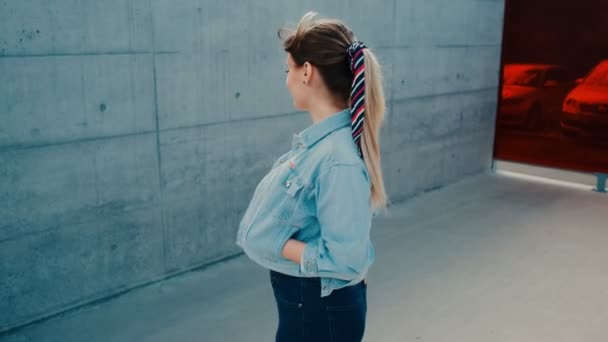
{"left": 292, "top": 108, "right": 351, "bottom": 149}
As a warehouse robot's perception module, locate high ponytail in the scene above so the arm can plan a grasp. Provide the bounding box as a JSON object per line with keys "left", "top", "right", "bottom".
{"left": 278, "top": 11, "right": 390, "bottom": 212}
{"left": 359, "top": 48, "right": 388, "bottom": 212}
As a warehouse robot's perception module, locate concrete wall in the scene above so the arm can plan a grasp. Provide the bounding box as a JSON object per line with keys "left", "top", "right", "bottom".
{"left": 0, "top": 0, "right": 504, "bottom": 333}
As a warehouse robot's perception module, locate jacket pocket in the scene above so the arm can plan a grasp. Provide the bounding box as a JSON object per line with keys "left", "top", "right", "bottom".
{"left": 273, "top": 172, "right": 306, "bottom": 221}
{"left": 270, "top": 272, "right": 303, "bottom": 309}
{"left": 273, "top": 223, "right": 301, "bottom": 260}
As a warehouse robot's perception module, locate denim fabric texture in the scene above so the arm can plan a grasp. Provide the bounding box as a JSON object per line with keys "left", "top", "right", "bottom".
{"left": 235, "top": 108, "right": 375, "bottom": 297}
{"left": 270, "top": 269, "right": 367, "bottom": 342}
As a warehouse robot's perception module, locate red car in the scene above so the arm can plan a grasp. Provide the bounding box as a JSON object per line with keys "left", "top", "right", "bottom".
{"left": 561, "top": 60, "right": 608, "bottom": 139}
{"left": 499, "top": 64, "right": 577, "bottom": 130}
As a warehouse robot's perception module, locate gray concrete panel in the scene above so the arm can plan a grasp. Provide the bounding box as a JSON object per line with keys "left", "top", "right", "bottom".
{"left": 0, "top": 55, "right": 155, "bottom": 147}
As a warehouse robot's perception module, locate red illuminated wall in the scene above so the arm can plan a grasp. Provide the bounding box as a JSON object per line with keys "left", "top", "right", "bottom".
{"left": 494, "top": 0, "right": 608, "bottom": 173}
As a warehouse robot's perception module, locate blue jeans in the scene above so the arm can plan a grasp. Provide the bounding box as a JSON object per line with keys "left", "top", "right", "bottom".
{"left": 269, "top": 269, "right": 367, "bottom": 342}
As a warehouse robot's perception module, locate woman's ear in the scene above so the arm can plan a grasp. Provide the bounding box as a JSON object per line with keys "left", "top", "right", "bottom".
{"left": 303, "top": 61, "right": 311, "bottom": 80}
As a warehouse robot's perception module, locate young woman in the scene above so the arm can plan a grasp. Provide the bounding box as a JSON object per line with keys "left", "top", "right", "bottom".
{"left": 235, "top": 11, "right": 388, "bottom": 342}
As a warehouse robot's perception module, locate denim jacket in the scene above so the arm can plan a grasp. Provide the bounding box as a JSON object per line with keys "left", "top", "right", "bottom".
{"left": 235, "top": 108, "right": 375, "bottom": 297}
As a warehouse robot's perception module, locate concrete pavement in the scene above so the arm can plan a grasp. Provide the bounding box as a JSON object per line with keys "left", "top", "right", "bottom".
{"left": 2, "top": 171, "right": 607, "bottom": 342}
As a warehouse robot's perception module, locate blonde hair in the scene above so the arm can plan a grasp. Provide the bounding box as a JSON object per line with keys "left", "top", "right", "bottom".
{"left": 279, "top": 11, "right": 389, "bottom": 212}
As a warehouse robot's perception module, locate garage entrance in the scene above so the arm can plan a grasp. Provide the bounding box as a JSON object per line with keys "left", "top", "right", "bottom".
{"left": 494, "top": 0, "right": 608, "bottom": 190}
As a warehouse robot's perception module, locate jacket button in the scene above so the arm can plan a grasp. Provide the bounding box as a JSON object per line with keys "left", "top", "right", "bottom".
{"left": 285, "top": 181, "right": 291, "bottom": 187}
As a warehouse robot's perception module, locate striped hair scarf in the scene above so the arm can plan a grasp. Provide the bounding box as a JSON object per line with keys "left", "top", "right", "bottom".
{"left": 346, "top": 41, "right": 367, "bottom": 159}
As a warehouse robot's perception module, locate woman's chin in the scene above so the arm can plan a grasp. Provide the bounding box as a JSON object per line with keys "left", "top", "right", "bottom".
{"left": 292, "top": 102, "right": 307, "bottom": 111}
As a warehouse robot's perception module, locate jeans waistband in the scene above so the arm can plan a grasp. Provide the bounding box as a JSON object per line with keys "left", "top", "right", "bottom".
{"left": 269, "top": 269, "right": 321, "bottom": 282}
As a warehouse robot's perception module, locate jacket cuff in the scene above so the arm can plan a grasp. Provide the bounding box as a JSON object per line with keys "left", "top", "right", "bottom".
{"left": 299, "top": 252, "right": 305, "bottom": 273}
{"left": 300, "top": 241, "right": 319, "bottom": 275}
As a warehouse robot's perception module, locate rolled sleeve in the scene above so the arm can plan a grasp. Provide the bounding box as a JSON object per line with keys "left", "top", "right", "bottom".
{"left": 300, "top": 163, "right": 372, "bottom": 280}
